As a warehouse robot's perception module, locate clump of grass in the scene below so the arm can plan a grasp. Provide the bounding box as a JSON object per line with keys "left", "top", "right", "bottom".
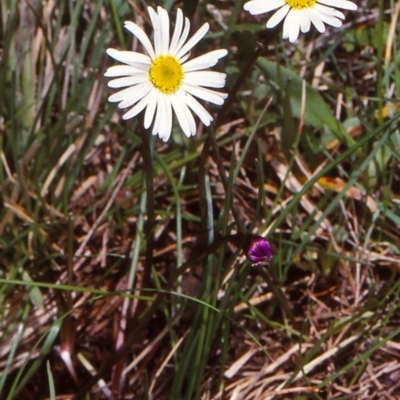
{"left": 0, "top": 0, "right": 400, "bottom": 399}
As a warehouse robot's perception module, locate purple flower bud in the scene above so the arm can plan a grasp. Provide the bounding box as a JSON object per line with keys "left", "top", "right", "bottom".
{"left": 245, "top": 235, "right": 272, "bottom": 265}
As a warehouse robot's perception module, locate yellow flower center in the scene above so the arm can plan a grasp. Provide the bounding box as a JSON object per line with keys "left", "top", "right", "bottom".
{"left": 285, "top": 0, "right": 317, "bottom": 9}
{"left": 148, "top": 55, "right": 184, "bottom": 94}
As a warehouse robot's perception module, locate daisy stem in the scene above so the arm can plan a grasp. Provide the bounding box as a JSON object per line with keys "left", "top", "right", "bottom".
{"left": 140, "top": 128, "right": 155, "bottom": 289}
{"left": 216, "top": 28, "right": 278, "bottom": 126}
{"left": 203, "top": 34, "right": 278, "bottom": 234}
{"left": 375, "top": 0, "right": 384, "bottom": 124}
{"left": 255, "top": 265, "right": 297, "bottom": 329}
{"left": 199, "top": 135, "right": 212, "bottom": 245}
{"left": 217, "top": 45, "right": 263, "bottom": 125}
{"left": 206, "top": 125, "right": 245, "bottom": 234}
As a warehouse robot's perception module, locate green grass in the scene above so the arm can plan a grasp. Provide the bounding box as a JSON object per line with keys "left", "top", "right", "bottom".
{"left": 1, "top": 0, "right": 400, "bottom": 399}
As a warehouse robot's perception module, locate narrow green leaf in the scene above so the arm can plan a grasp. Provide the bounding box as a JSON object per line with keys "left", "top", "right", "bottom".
{"left": 281, "top": 79, "right": 298, "bottom": 159}
{"left": 46, "top": 361, "right": 56, "bottom": 400}
{"left": 22, "top": 271, "right": 44, "bottom": 309}
{"left": 256, "top": 58, "right": 355, "bottom": 148}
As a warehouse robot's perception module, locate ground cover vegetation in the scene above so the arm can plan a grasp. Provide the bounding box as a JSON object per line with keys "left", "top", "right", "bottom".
{"left": 1, "top": 0, "right": 400, "bottom": 399}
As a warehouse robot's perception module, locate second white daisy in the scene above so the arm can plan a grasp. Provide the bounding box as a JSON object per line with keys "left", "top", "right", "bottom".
{"left": 105, "top": 6, "right": 228, "bottom": 142}
{"left": 243, "top": 0, "right": 357, "bottom": 43}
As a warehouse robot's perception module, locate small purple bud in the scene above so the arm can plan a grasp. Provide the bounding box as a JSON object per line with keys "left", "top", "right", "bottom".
{"left": 246, "top": 235, "right": 273, "bottom": 265}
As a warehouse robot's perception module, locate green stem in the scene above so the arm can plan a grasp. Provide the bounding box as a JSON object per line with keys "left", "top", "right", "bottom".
{"left": 217, "top": 27, "right": 279, "bottom": 125}
{"left": 140, "top": 129, "right": 155, "bottom": 289}
{"left": 376, "top": 0, "right": 384, "bottom": 124}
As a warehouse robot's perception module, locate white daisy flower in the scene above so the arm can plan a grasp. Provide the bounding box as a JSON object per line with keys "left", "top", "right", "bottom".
{"left": 243, "top": 0, "right": 357, "bottom": 43}
{"left": 105, "top": 6, "right": 228, "bottom": 142}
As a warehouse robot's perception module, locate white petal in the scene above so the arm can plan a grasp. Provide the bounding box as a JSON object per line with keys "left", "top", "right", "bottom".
{"left": 118, "top": 84, "right": 152, "bottom": 108}
{"left": 104, "top": 65, "right": 146, "bottom": 77}
{"left": 184, "top": 71, "right": 226, "bottom": 88}
{"left": 308, "top": 10, "right": 326, "bottom": 33}
{"left": 159, "top": 7, "right": 170, "bottom": 54}
{"left": 266, "top": 5, "right": 290, "bottom": 28}
{"left": 108, "top": 74, "right": 148, "bottom": 88}
{"left": 183, "top": 93, "right": 214, "bottom": 126}
{"left": 179, "top": 53, "right": 191, "bottom": 64}
{"left": 169, "top": 8, "right": 183, "bottom": 55}
{"left": 176, "top": 23, "right": 209, "bottom": 60}
{"left": 300, "top": 10, "right": 311, "bottom": 33}
{"left": 319, "top": 12, "right": 343, "bottom": 28}
{"left": 170, "top": 92, "right": 197, "bottom": 137}
{"left": 109, "top": 82, "right": 151, "bottom": 108}
{"left": 144, "top": 91, "right": 158, "bottom": 129}
{"left": 124, "top": 22, "right": 155, "bottom": 60}
{"left": 283, "top": 10, "right": 302, "bottom": 42}
{"left": 148, "top": 7, "right": 162, "bottom": 56}
{"left": 106, "top": 48, "right": 151, "bottom": 68}
{"left": 147, "top": 6, "right": 157, "bottom": 25}
{"left": 152, "top": 95, "right": 162, "bottom": 136}
{"left": 122, "top": 91, "right": 152, "bottom": 120}
{"left": 318, "top": 0, "right": 357, "bottom": 10}
{"left": 171, "top": 16, "right": 191, "bottom": 57}
{"left": 183, "top": 84, "right": 227, "bottom": 105}
{"left": 152, "top": 95, "right": 172, "bottom": 141}
{"left": 161, "top": 96, "right": 173, "bottom": 141}
{"left": 108, "top": 86, "right": 137, "bottom": 103}
{"left": 315, "top": 3, "right": 345, "bottom": 18}
{"left": 244, "top": 0, "right": 285, "bottom": 15}
{"left": 183, "top": 49, "right": 228, "bottom": 72}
